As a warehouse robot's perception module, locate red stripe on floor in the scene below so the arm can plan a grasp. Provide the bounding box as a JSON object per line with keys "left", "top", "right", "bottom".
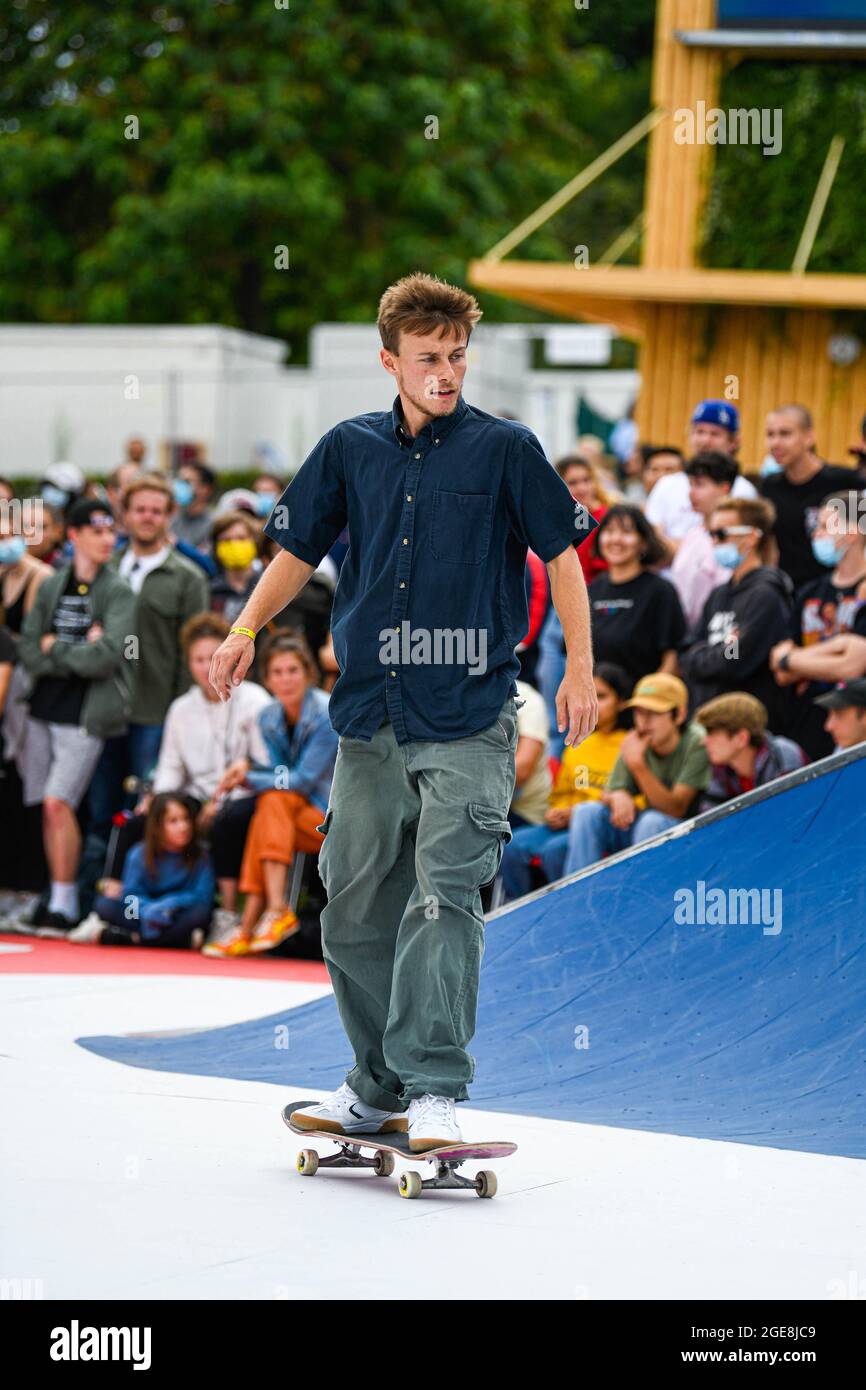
{"left": 0, "top": 932, "right": 331, "bottom": 981}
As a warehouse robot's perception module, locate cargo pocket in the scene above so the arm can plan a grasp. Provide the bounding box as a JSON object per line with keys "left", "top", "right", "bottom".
{"left": 468, "top": 802, "right": 513, "bottom": 887}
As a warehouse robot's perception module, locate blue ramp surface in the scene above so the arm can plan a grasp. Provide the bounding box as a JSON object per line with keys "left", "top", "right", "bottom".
{"left": 78, "top": 748, "right": 866, "bottom": 1158}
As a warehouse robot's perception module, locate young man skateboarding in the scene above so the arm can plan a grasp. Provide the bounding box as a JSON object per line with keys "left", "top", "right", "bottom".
{"left": 209, "top": 272, "right": 597, "bottom": 1149}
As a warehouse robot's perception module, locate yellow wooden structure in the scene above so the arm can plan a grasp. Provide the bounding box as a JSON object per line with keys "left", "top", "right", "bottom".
{"left": 468, "top": 0, "right": 866, "bottom": 464}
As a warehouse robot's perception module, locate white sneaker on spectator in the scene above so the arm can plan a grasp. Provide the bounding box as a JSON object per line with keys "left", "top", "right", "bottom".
{"left": 291, "top": 1081, "right": 407, "bottom": 1135}
{"left": 408, "top": 1094, "right": 462, "bottom": 1151}
{"left": 67, "top": 912, "right": 106, "bottom": 944}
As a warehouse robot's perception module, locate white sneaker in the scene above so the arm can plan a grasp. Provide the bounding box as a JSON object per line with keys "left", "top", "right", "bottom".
{"left": 66, "top": 911, "right": 106, "bottom": 944}
{"left": 291, "top": 1081, "right": 407, "bottom": 1135}
{"left": 408, "top": 1093, "right": 462, "bottom": 1151}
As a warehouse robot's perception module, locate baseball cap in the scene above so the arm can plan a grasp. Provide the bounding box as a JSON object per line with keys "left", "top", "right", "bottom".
{"left": 694, "top": 692, "right": 767, "bottom": 738}
{"left": 813, "top": 678, "right": 866, "bottom": 711}
{"left": 691, "top": 400, "right": 740, "bottom": 434}
{"left": 623, "top": 673, "right": 689, "bottom": 713}
{"left": 215, "top": 488, "right": 260, "bottom": 517}
{"left": 44, "top": 461, "right": 85, "bottom": 493}
{"left": 65, "top": 497, "right": 115, "bottom": 529}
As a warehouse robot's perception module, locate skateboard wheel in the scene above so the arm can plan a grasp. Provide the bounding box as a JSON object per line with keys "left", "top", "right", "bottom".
{"left": 373, "top": 1151, "right": 395, "bottom": 1177}
{"left": 399, "top": 1170, "right": 423, "bottom": 1199}
{"left": 297, "top": 1148, "right": 319, "bottom": 1176}
{"left": 475, "top": 1170, "right": 497, "bottom": 1198}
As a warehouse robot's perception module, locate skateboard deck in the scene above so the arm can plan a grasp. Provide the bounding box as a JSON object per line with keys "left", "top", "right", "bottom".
{"left": 282, "top": 1101, "right": 516, "bottom": 1198}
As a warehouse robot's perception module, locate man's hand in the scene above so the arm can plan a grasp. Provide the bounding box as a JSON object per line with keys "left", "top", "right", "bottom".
{"left": 209, "top": 632, "right": 255, "bottom": 701}
{"left": 86, "top": 622, "right": 104, "bottom": 643}
{"left": 620, "top": 729, "right": 650, "bottom": 772}
{"left": 40, "top": 633, "right": 57, "bottom": 653}
{"left": 216, "top": 759, "right": 251, "bottom": 795}
{"left": 607, "top": 789, "right": 637, "bottom": 830}
{"left": 555, "top": 667, "right": 598, "bottom": 748}
{"left": 545, "top": 805, "right": 571, "bottom": 830}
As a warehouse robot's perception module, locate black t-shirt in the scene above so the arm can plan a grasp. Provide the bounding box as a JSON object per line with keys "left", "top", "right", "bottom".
{"left": 760, "top": 463, "right": 856, "bottom": 591}
{"left": 29, "top": 571, "right": 93, "bottom": 725}
{"left": 587, "top": 570, "right": 686, "bottom": 686}
{"left": 786, "top": 571, "right": 866, "bottom": 760}
{"left": 0, "top": 624, "right": 16, "bottom": 666}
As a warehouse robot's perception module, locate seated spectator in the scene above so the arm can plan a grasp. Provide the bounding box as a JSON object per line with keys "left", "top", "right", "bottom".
{"left": 170, "top": 459, "right": 216, "bottom": 552}
{"left": 695, "top": 693, "right": 805, "bottom": 812}
{"left": 588, "top": 505, "right": 687, "bottom": 687}
{"left": 563, "top": 673, "right": 709, "bottom": 876}
{"left": 208, "top": 632, "right": 337, "bottom": 958}
{"left": 209, "top": 510, "right": 265, "bottom": 627}
{"left": 813, "top": 678, "right": 866, "bottom": 752}
{"left": 679, "top": 497, "right": 794, "bottom": 734}
{"left": 769, "top": 491, "right": 866, "bottom": 760}
{"left": 92, "top": 794, "right": 214, "bottom": 948}
{"left": 759, "top": 403, "right": 853, "bottom": 591}
{"left": 499, "top": 663, "right": 630, "bottom": 900}
{"left": 516, "top": 549, "right": 550, "bottom": 687}
{"left": 510, "top": 679, "right": 552, "bottom": 829}
{"left": 17, "top": 499, "right": 136, "bottom": 932}
{"left": 642, "top": 445, "right": 684, "bottom": 499}
{"left": 670, "top": 451, "right": 739, "bottom": 628}
{"left": 555, "top": 453, "right": 610, "bottom": 584}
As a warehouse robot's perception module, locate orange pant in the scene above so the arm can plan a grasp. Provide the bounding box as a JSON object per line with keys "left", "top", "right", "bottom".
{"left": 238, "top": 790, "right": 325, "bottom": 896}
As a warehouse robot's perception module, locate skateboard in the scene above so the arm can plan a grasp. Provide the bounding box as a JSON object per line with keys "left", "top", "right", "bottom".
{"left": 282, "top": 1101, "right": 517, "bottom": 1199}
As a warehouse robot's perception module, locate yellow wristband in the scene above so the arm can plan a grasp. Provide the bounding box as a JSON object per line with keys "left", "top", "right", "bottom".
{"left": 229, "top": 627, "right": 257, "bottom": 642}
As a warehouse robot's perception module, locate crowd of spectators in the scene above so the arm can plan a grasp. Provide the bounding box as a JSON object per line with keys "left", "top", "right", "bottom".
{"left": 1, "top": 395, "right": 865, "bottom": 950}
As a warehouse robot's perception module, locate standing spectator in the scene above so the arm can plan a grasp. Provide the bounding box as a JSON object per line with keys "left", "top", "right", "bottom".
{"left": 555, "top": 452, "right": 609, "bottom": 584}
{"left": 251, "top": 473, "right": 285, "bottom": 521}
{"left": 759, "top": 403, "right": 854, "bottom": 590}
{"left": 813, "top": 678, "right": 866, "bottom": 752}
{"left": 209, "top": 511, "right": 265, "bottom": 627}
{"left": 563, "top": 673, "right": 709, "bottom": 874}
{"left": 670, "top": 451, "right": 739, "bottom": 628}
{"left": 92, "top": 794, "right": 214, "bottom": 948}
{"left": 642, "top": 445, "right": 684, "bottom": 498}
{"left": 680, "top": 497, "right": 793, "bottom": 732}
{"left": 588, "top": 505, "right": 686, "bottom": 686}
{"left": 170, "top": 460, "right": 216, "bottom": 552}
{"left": 17, "top": 499, "right": 136, "bottom": 931}
{"left": 25, "top": 502, "right": 65, "bottom": 569}
{"left": 0, "top": 510, "right": 52, "bottom": 634}
{"left": 646, "top": 400, "right": 756, "bottom": 559}
{"left": 509, "top": 678, "right": 551, "bottom": 829}
{"left": 208, "top": 633, "right": 337, "bottom": 958}
{"left": 124, "top": 436, "right": 148, "bottom": 468}
{"left": 104, "top": 462, "right": 142, "bottom": 531}
{"left": 695, "top": 693, "right": 805, "bottom": 812}
{"left": 499, "top": 663, "right": 629, "bottom": 899}
{"left": 38, "top": 461, "right": 86, "bottom": 518}
{"left": 769, "top": 491, "right": 866, "bottom": 759}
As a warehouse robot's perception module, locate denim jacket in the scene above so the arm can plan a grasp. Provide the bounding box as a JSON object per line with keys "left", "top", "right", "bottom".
{"left": 245, "top": 686, "right": 337, "bottom": 813}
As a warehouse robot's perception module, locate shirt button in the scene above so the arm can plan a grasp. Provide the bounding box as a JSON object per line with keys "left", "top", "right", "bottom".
{"left": 402, "top": 538, "right": 408, "bottom": 545}
{"left": 406, "top": 494, "right": 412, "bottom": 501}
{"left": 390, "top": 671, "right": 396, "bottom": 677}
{"left": 434, "top": 439, "right": 440, "bottom": 445}
{"left": 415, "top": 452, "right": 421, "bottom": 459}
{"left": 399, "top": 581, "right": 406, "bottom": 589}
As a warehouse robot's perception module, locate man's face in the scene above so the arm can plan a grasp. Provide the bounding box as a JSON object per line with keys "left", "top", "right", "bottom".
{"left": 689, "top": 421, "right": 737, "bottom": 455}
{"left": 643, "top": 452, "right": 682, "bottom": 493}
{"left": 179, "top": 465, "right": 209, "bottom": 504}
{"left": 825, "top": 705, "right": 866, "bottom": 750}
{"left": 70, "top": 514, "right": 116, "bottom": 566}
{"left": 126, "top": 438, "right": 147, "bottom": 465}
{"left": 633, "top": 706, "right": 679, "bottom": 749}
{"left": 125, "top": 488, "right": 172, "bottom": 545}
{"left": 380, "top": 327, "right": 468, "bottom": 423}
{"left": 688, "top": 475, "right": 731, "bottom": 518}
{"left": 703, "top": 726, "right": 748, "bottom": 765}
{"left": 766, "top": 410, "right": 813, "bottom": 469}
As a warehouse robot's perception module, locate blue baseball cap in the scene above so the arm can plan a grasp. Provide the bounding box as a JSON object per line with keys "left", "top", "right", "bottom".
{"left": 691, "top": 400, "right": 740, "bottom": 434}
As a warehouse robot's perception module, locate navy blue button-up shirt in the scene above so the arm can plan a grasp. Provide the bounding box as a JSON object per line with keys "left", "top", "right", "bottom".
{"left": 264, "top": 393, "right": 597, "bottom": 744}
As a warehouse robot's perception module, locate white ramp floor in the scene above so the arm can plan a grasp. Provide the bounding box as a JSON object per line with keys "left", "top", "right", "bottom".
{"left": 2, "top": 970, "right": 864, "bottom": 1301}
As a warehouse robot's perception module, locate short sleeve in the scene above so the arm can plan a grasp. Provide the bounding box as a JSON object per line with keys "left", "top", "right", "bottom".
{"left": 506, "top": 432, "right": 598, "bottom": 562}
{"left": 264, "top": 428, "right": 347, "bottom": 567}
{"left": 606, "top": 754, "right": 637, "bottom": 795}
{"left": 676, "top": 731, "right": 710, "bottom": 790}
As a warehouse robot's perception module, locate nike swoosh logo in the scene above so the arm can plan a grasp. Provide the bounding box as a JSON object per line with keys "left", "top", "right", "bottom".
{"left": 349, "top": 1104, "right": 366, "bottom": 1120}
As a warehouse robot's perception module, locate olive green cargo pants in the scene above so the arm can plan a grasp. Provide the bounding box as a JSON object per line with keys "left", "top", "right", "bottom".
{"left": 316, "top": 696, "right": 518, "bottom": 1110}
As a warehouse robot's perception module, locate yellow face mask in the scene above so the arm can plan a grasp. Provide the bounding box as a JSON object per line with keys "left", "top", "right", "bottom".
{"left": 216, "top": 538, "right": 257, "bottom": 570}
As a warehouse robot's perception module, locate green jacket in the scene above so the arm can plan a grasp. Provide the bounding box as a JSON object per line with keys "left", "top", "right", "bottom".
{"left": 18, "top": 563, "right": 138, "bottom": 739}
{"left": 108, "top": 545, "right": 210, "bottom": 724}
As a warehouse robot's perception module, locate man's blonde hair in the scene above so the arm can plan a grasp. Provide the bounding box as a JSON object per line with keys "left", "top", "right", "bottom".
{"left": 377, "top": 272, "right": 482, "bottom": 355}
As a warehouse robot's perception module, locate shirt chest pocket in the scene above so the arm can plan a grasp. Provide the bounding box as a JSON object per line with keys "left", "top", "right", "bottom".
{"left": 430, "top": 490, "right": 494, "bottom": 565}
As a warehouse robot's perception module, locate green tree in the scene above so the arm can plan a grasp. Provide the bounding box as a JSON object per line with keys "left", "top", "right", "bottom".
{"left": 0, "top": 0, "right": 655, "bottom": 356}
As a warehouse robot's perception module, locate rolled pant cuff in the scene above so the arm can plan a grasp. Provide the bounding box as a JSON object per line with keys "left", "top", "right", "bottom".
{"left": 346, "top": 1066, "right": 406, "bottom": 1113}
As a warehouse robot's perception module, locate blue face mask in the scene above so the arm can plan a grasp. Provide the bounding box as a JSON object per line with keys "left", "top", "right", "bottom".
{"left": 759, "top": 456, "right": 783, "bottom": 478}
{"left": 255, "top": 491, "right": 276, "bottom": 517}
{"left": 42, "top": 483, "right": 69, "bottom": 509}
{"left": 173, "top": 478, "right": 195, "bottom": 508}
{"left": 0, "top": 536, "right": 26, "bottom": 565}
{"left": 713, "top": 542, "right": 742, "bottom": 570}
{"left": 812, "top": 536, "right": 845, "bottom": 568}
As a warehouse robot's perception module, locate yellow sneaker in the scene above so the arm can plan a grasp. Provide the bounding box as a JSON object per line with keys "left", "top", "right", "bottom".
{"left": 202, "top": 910, "right": 252, "bottom": 958}
{"left": 248, "top": 906, "right": 301, "bottom": 953}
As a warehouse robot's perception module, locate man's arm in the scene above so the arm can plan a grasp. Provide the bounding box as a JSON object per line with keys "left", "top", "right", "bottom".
{"left": 546, "top": 545, "right": 597, "bottom": 747}
{"left": 209, "top": 549, "right": 315, "bottom": 700}
{"left": 777, "top": 633, "right": 866, "bottom": 682}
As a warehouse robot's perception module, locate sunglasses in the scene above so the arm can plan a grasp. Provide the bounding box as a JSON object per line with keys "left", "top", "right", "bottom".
{"left": 709, "top": 525, "right": 753, "bottom": 543}
{"left": 86, "top": 515, "right": 116, "bottom": 531}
